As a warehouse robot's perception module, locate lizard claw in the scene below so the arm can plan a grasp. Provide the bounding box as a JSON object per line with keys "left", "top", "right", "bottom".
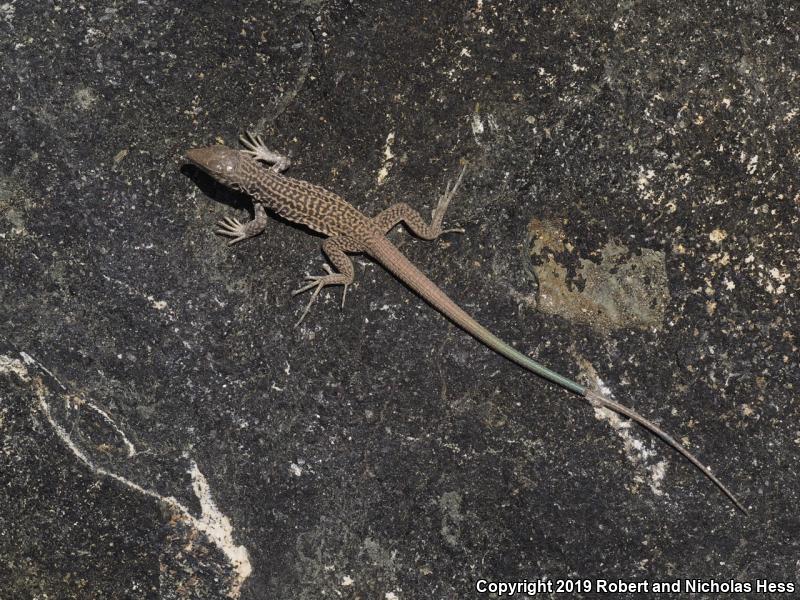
{"left": 292, "top": 278, "right": 326, "bottom": 326}
{"left": 292, "top": 278, "right": 323, "bottom": 296}
{"left": 215, "top": 216, "right": 249, "bottom": 245}
{"left": 239, "top": 131, "right": 291, "bottom": 171}
{"left": 431, "top": 164, "right": 467, "bottom": 237}
{"left": 291, "top": 266, "right": 335, "bottom": 296}
{"left": 239, "top": 131, "right": 267, "bottom": 159}
{"left": 291, "top": 265, "right": 348, "bottom": 326}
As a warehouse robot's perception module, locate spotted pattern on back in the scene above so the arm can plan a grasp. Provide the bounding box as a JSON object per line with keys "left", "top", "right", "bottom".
{"left": 232, "top": 155, "right": 378, "bottom": 242}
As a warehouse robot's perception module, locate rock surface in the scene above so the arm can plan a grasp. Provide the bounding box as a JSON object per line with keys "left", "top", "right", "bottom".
{"left": 1, "top": 1, "right": 798, "bottom": 598}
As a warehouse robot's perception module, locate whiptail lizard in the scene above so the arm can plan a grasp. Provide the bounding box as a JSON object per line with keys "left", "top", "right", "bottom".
{"left": 186, "top": 132, "right": 745, "bottom": 513}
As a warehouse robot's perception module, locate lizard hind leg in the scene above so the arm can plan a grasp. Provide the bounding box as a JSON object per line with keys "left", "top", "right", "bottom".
{"left": 291, "top": 236, "right": 361, "bottom": 326}
{"left": 371, "top": 164, "right": 468, "bottom": 239}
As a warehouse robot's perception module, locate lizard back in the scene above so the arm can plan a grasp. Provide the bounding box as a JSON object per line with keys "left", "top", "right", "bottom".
{"left": 238, "top": 158, "right": 374, "bottom": 239}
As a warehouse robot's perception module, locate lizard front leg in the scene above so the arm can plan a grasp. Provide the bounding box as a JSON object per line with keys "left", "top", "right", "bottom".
{"left": 371, "top": 164, "right": 467, "bottom": 238}
{"left": 292, "top": 235, "right": 364, "bottom": 325}
{"left": 239, "top": 131, "right": 291, "bottom": 172}
{"left": 216, "top": 203, "right": 268, "bottom": 245}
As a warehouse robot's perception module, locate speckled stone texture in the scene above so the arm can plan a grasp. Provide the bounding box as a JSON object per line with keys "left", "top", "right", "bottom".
{"left": 1, "top": 1, "right": 798, "bottom": 598}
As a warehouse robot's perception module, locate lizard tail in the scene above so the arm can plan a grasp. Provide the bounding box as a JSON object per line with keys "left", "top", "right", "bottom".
{"left": 584, "top": 389, "right": 746, "bottom": 513}
{"left": 369, "top": 237, "right": 746, "bottom": 513}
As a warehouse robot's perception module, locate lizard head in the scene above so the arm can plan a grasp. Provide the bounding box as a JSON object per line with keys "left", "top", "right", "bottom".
{"left": 185, "top": 146, "right": 244, "bottom": 187}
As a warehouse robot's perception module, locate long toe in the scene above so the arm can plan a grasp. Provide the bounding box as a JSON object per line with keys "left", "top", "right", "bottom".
{"left": 292, "top": 281, "right": 320, "bottom": 296}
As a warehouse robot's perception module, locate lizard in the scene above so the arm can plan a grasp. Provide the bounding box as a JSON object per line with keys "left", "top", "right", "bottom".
{"left": 185, "top": 131, "right": 746, "bottom": 513}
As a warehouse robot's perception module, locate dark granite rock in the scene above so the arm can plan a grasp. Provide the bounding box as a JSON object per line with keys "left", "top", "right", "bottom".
{"left": 1, "top": 1, "right": 797, "bottom": 598}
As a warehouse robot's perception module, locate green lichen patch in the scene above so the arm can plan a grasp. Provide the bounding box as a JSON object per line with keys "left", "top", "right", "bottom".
{"left": 528, "top": 218, "right": 669, "bottom": 333}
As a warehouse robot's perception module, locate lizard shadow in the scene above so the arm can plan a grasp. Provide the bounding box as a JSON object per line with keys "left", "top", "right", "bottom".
{"left": 180, "top": 164, "right": 326, "bottom": 239}
{"left": 181, "top": 164, "right": 254, "bottom": 216}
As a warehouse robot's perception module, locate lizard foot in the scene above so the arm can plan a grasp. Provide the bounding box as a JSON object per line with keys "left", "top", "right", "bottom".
{"left": 239, "top": 131, "right": 291, "bottom": 172}
{"left": 215, "top": 216, "right": 251, "bottom": 245}
{"left": 291, "top": 265, "right": 349, "bottom": 326}
{"left": 433, "top": 164, "right": 468, "bottom": 235}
